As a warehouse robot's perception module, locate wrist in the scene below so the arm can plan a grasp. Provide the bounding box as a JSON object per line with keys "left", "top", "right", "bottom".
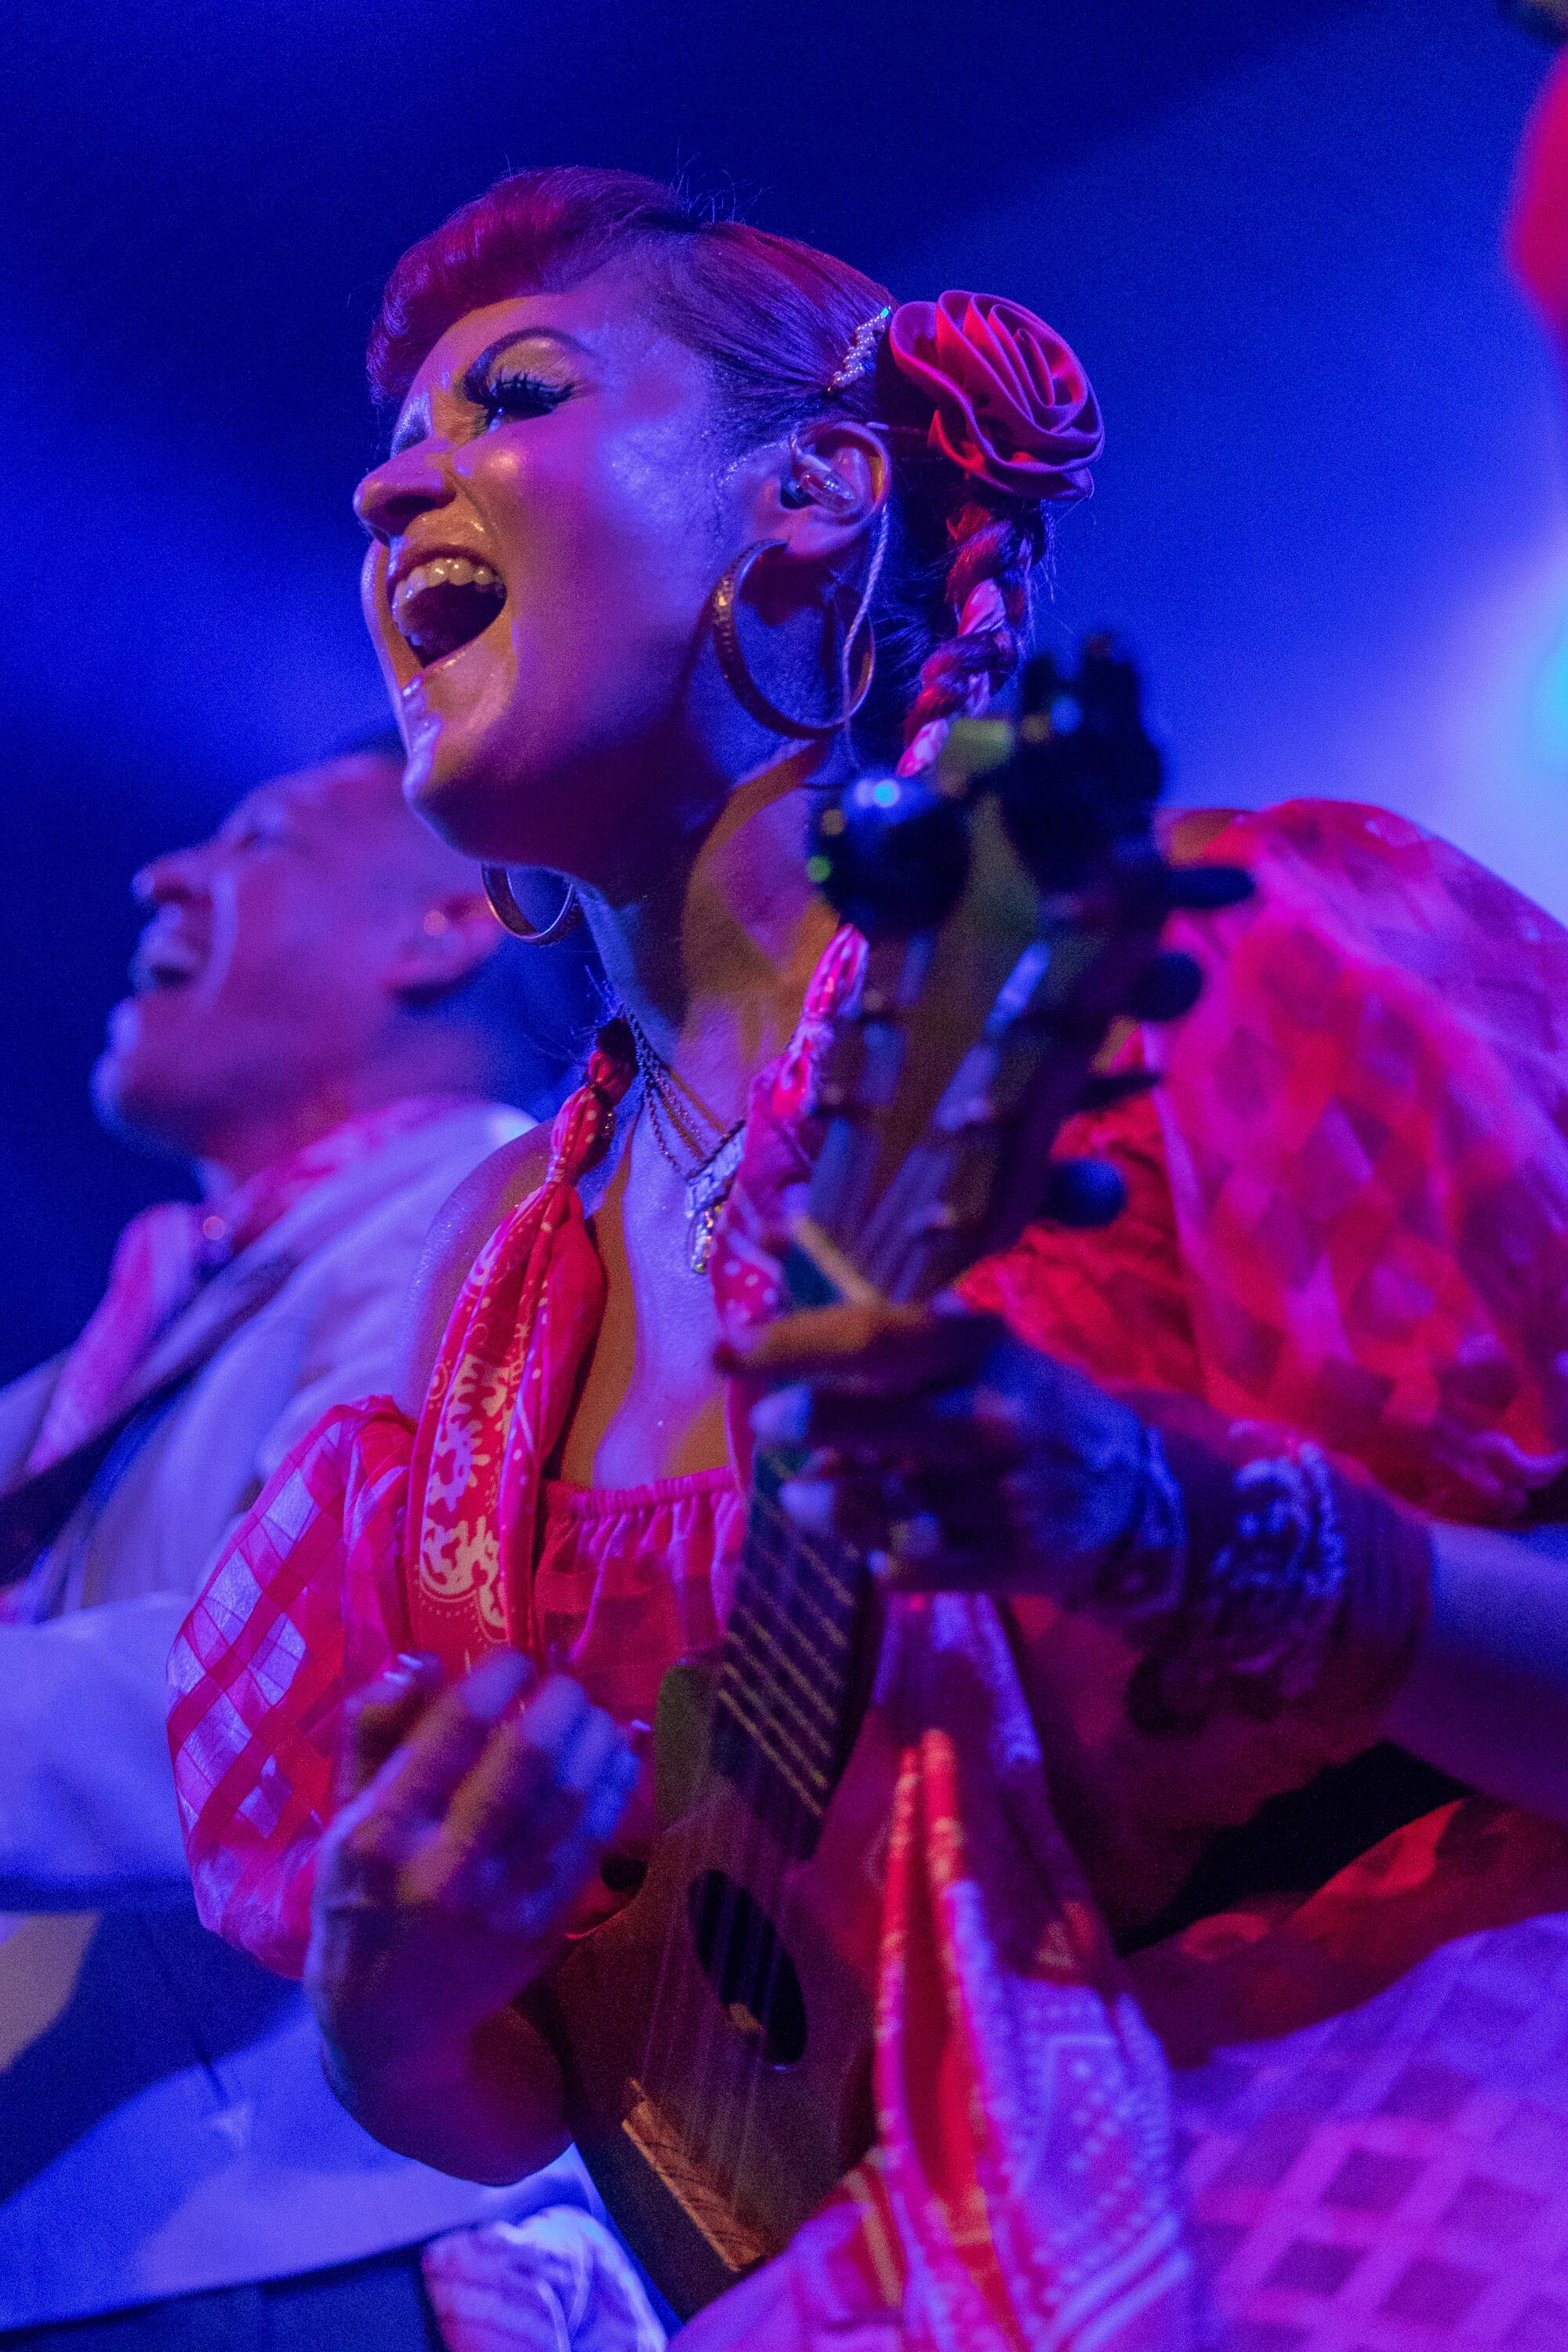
{"left": 1079, "top": 1414, "right": 1187, "bottom": 1623}
{"left": 319, "top": 2006, "right": 567, "bottom": 2183}
{"left": 1076, "top": 1393, "right": 1434, "bottom": 1740}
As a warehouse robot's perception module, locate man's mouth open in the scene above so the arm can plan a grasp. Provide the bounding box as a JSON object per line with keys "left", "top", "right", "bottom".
{"left": 130, "top": 938, "right": 204, "bottom": 996}
{"left": 390, "top": 556, "right": 507, "bottom": 667}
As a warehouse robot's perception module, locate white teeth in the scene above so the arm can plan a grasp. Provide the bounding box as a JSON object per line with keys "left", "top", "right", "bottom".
{"left": 391, "top": 557, "right": 504, "bottom": 618}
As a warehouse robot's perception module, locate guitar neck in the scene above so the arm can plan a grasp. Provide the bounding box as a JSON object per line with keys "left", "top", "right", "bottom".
{"left": 712, "top": 1207, "right": 881, "bottom": 1860}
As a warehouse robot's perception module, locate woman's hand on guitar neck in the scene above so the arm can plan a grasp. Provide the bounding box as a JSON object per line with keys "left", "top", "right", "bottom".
{"left": 306, "top": 1649, "right": 639, "bottom": 2183}
{"left": 725, "top": 1297, "right": 1153, "bottom": 1601}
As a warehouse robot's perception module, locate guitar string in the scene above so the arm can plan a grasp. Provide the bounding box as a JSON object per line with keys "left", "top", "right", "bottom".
{"left": 631, "top": 878, "right": 1160, "bottom": 2218}
{"left": 635, "top": 1486, "right": 865, "bottom": 2208}
{"left": 695, "top": 935, "right": 935, "bottom": 2204}
{"left": 692, "top": 1497, "right": 873, "bottom": 2198}
{"left": 700, "top": 1479, "right": 802, "bottom": 2203}
{"left": 683, "top": 1016, "right": 1005, "bottom": 2202}
{"left": 719, "top": 1515, "right": 860, "bottom": 1791}
{"left": 723, "top": 1612, "right": 844, "bottom": 1755}
{"left": 627, "top": 931, "right": 1065, "bottom": 2205}
{"left": 735, "top": 1519, "right": 858, "bottom": 1646}
{"left": 733, "top": 1511, "right": 858, "bottom": 1642}
{"left": 724, "top": 1481, "right": 869, "bottom": 2204}
{"left": 720, "top": 1634, "right": 842, "bottom": 1765}
{"left": 727, "top": 1559, "right": 851, "bottom": 1699}
{"left": 721, "top": 1486, "right": 821, "bottom": 2208}
{"left": 673, "top": 1491, "right": 791, "bottom": 2196}
{"left": 634, "top": 1483, "right": 810, "bottom": 2164}
{"left": 626, "top": 1037, "right": 937, "bottom": 2205}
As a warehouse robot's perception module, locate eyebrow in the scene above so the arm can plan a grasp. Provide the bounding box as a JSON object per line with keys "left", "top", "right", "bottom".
{"left": 465, "top": 324, "right": 597, "bottom": 380}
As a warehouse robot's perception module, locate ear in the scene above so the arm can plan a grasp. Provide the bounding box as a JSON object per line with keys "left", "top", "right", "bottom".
{"left": 380, "top": 888, "right": 505, "bottom": 1003}
{"left": 741, "top": 419, "right": 891, "bottom": 572}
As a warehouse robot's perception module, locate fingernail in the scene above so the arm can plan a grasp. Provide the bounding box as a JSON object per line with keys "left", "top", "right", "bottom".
{"left": 752, "top": 1385, "right": 811, "bottom": 1446}
{"left": 393, "top": 1651, "right": 437, "bottom": 1679}
{"left": 524, "top": 1673, "right": 588, "bottom": 1743}
{"left": 460, "top": 1649, "right": 530, "bottom": 1721}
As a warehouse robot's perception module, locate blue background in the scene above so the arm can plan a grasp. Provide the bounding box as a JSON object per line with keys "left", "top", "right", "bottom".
{"left": 1, "top": 0, "right": 1561, "bottom": 1381}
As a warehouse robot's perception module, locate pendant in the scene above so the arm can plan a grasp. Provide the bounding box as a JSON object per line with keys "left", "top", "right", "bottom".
{"left": 688, "top": 1203, "right": 721, "bottom": 1277}
{"left": 685, "top": 1125, "right": 746, "bottom": 1276}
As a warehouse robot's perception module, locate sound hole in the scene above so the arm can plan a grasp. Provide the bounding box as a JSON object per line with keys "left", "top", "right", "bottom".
{"left": 686, "top": 1870, "right": 808, "bottom": 2068}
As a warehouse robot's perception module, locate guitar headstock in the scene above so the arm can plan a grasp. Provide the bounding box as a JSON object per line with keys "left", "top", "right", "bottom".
{"left": 788, "top": 637, "right": 1250, "bottom": 1309}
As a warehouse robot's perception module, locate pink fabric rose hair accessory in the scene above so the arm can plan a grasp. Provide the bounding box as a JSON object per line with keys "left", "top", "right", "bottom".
{"left": 880, "top": 289, "right": 1104, "bottom": 506}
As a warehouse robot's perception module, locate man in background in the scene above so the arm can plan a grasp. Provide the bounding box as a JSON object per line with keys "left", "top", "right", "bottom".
{"left": 0, "top": 736, "right": 602, "bottom": 2347}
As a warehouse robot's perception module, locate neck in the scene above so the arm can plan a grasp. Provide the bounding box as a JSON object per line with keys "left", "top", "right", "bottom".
{"left": 190, "top": 1052, "right": 476, "bottom": 1198}
{"left": 579, "top": 743, "right": 840, "bottom": 1128}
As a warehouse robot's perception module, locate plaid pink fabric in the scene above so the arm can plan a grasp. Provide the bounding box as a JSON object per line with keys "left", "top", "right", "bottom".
{"left": 169, "top": 802, "right": 1568, "bottom": 2347}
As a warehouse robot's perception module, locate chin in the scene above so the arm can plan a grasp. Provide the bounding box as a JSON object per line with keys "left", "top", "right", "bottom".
{"left": 392, "top": 620, "right": 681, "bottom": 883}
{"left": 92, "top": 1009, "right": 204, "bottom": 1160}
{"left": 401, "top": 681, "right": 590, "bottom": 875}
{"left": 396, "top": 653, "right": 539, "bottom": 863}
{"left": 91, "top": 1055, "right": 194, "bottom": 1162}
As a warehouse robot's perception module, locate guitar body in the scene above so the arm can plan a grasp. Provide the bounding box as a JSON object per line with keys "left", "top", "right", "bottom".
{"left": 543, "top": 1656, "right": 897, "bottom": 2318}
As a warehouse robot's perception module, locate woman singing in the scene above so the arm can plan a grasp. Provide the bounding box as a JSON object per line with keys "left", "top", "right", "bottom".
{"left": 172, "top": 172, "right": 1568, "bottom": 2348}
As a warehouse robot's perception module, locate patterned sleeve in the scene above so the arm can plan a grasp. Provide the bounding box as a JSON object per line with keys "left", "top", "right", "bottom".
{"left": 962, "top": 800, "right": 1568, "bottom": 1932}
{"left": 966, "top": 798, "right": 1568, "bottom": 1526}
{"left": 166, "top": 1397, "right": 416, "bottom": 1977}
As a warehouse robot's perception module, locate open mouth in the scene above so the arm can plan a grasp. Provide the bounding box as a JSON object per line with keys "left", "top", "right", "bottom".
{"left": 130, "top": 935, "right": 204, "bottom": 996}
{"left": 391, "top": 556, "right": 507, "bottom": 668}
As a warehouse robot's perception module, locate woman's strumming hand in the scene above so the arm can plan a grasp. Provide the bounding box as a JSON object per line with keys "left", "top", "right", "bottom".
{"left": 722, "top": 1298, "right": 1152, "bottom": 1601}
{"left": 306, "top": 1650, "right": 638, "bottom": 2179}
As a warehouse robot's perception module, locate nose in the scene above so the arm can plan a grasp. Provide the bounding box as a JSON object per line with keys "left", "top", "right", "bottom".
{"left": 354, "top": 441, "right": 456, "bottom": 546}
{"left": 132, "top": 844, "right": 204, "bottom": 910}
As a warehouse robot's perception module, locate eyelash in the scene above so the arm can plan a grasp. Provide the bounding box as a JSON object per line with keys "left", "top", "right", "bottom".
{"left": 477, "top": 368, "right": 572, "bottom": 426}
{"left": 386, "top": 367, "right": 572, "bottom": 459}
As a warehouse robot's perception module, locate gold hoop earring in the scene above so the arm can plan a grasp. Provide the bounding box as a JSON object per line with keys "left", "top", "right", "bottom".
{"left": 481, "top": 866, "right": 584, "bottom": 944}
{"left": 710, "top": 539, "right": 876, "bottom": 740}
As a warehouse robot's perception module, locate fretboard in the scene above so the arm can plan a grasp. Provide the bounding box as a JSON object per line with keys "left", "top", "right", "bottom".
{"left": 712, "top": 1454, "right": 873, "bottom": 1857}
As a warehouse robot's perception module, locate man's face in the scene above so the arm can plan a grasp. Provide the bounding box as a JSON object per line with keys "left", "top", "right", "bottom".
{"left": 95, "top": 753, "right": 426, "bottom": 1161}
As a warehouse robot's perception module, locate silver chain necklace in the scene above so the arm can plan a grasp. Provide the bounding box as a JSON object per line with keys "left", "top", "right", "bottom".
{"left": 622, "top": 1007, "right": 747, "bottom": 1276}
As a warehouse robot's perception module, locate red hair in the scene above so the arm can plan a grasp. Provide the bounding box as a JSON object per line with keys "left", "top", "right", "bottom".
{"left": 369, "top": 169, "right": 1051, "bottom": 761}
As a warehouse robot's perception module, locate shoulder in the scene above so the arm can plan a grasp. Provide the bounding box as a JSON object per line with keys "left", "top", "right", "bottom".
{"left": 392, "top": 1126, "right": 555, "bottom": 1416}
{"left": 257, "top": 1104, "right": 535, "bottom": 1305}
{"left": 1161, "top": 799, "right": 1568, "bottom": 1045}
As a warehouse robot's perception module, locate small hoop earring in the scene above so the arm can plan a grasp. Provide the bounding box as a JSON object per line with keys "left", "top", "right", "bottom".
{"left": 481, "top": 866, "right": 584, "bottom": 944}
{"left": 710, "top": 539, "right": 875, "bottom": 741}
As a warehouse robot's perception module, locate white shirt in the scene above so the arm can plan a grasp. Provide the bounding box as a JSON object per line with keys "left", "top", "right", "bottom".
{"left": 0, "top": 1102, "right": 593, "bottom": 2327}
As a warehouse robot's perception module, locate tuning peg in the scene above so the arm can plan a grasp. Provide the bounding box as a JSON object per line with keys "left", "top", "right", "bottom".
{"left": 1040, "top": 1156, "right": 1127, "bottom": 1229}
{"left": 1074, "top": 634, "right": 1149, "bottom": 731}
{"left": 806, "top": 771, "right": 971, "bottom": 940}
{"left": 996, "top": 637, "right": 1165, "bottom": 894}
{"left": 1163, "top": 862, "right": 1254, "bottom": 913}
{"left": 1019, "top": 653, "right": 1065, "bottom": 717}
{"left": 1127, "top": 949, "right": 1203, "bottom": 1022}
{"left": 1076, "top": 1067, "right": 1160, "bottom": 1113}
